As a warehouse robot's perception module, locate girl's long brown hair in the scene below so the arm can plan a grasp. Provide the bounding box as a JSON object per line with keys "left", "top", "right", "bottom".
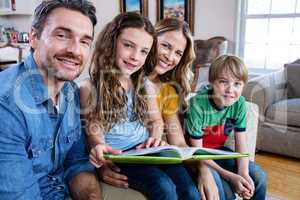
{"left": 87, "top": 12, "right": 157, "bottom": 132}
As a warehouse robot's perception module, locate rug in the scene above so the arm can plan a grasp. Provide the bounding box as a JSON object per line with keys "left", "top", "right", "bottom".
{"left": 266, "top": 194, "right": 285, "bottom": 200}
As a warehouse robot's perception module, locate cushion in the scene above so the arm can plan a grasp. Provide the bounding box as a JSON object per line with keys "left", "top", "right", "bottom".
{"left": 265, "top": 98, "right": 300, "bottom": 127}
{"left": 101, "top": 183, "right": 146, "bottom": 200}
{"left": 284, "top": 59, "right": 300, "bottom": 98}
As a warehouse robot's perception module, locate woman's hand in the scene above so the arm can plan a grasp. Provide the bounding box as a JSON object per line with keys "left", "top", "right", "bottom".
{"left": 198, "top": 169, "right": 220, "bottom": 200}
{"left": 135, "top": 137, "right": 167, "bottom": 149}
{"left": 89, "top": 143, "right": 121, "bottom": 168}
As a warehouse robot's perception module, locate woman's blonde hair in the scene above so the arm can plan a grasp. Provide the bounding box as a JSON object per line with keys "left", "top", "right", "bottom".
{"left": 154, "top": 18, "right": 195, "bottom": 107}
{"left": 87, "top": 12, "right": 157, "bottom": 131}
{"left": 209, "top": 55, "right": 248, "bottom": 83}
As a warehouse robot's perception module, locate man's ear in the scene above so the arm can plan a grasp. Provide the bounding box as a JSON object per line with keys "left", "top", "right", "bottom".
{"left": 29, "top": 28, "right": 39, "bottom": 49}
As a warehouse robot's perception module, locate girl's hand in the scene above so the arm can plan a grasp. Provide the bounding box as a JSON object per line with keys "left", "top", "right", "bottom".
{"left": 198, "top": 169, "right": 220, "bottom": 200}
{"left": 228, "top": 173, "right": 252, "bottom": 199}
{"left": 135, "top": 137, "right": 167, "bottom": 149}
{"left": 89, "top": 144, "right": 121, "bottom": 168}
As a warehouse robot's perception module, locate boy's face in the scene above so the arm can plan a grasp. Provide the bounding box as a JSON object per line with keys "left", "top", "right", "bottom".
{"left": 211, "top": 70, "right": 245, "bottom": 108}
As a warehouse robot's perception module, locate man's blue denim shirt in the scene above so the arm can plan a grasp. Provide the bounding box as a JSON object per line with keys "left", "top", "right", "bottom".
{"left": 0, "top": 53, "right": 94, "bottom": 199}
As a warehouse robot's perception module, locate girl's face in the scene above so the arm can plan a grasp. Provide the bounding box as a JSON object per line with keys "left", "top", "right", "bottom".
{"left": 154, "top": 30, "right": 187, "bottom": 75}
{"left": 116, "top": 27, "right": 153, "bottom": 78}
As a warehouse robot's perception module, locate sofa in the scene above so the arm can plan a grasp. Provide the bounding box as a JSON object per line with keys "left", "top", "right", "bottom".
{"left": 243, "top": 59, "right": 300, "bottom": 159}
{"left": 92, "top": 102, "right": 259, "bottom": 200}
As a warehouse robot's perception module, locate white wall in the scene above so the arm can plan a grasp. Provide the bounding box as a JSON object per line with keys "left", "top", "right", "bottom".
{"left": 0, "top": 0, "right": 240, "bottom": 57}
{"left": 1, "top": 0, "right": 239, "bottom": 43}
{"left": 91, "top": 0, "right": 239, "bottom": 52}
{"left": 194, "top": 0, "right": 239, "bottom": 52}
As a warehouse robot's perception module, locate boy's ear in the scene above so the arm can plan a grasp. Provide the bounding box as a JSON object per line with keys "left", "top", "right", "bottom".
{"left": 29, "top": 28, "right": 39, "bottom": 50}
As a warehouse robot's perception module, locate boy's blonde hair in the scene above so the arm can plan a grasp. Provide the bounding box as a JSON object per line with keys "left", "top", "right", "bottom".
{"left": 208, "top": 55, "right": 248, "bottom": 83}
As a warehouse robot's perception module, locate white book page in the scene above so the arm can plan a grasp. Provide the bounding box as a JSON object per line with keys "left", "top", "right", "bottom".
{"left": 122, "top": 145, "right": 181, "bottom": 156}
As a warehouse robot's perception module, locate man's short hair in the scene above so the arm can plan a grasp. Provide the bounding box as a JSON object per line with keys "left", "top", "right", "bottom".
{"left": 32, "top": 0, "right": 97, "bottom": 38}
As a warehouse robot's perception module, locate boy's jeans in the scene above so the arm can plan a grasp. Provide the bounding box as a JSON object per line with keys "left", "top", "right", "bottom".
{"left": 214, "top": 147, "right": 267, "bottom": 200}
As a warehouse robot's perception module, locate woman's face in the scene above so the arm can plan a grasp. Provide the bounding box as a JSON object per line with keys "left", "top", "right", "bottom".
{"left": 154, "top": 30, "right": 187, "bottom": 75}
{"left": 115, "top": 27, "right": 153, "bottom": 78}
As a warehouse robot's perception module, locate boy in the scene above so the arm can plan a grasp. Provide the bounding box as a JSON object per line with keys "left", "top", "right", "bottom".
{"left": 185, "top": 55, "right": 267, "bottom": 200}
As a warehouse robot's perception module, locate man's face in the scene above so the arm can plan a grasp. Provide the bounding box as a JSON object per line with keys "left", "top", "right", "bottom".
{"left": 211, "top": 70, "right": 245, "bottom": 108}
{"left": 30, "top": 7, "right": 93, "bottom": 82}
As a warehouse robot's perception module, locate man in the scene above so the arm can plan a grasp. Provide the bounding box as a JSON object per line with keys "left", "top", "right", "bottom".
{"left": 0, "top": 1, "right": 102, "bottom": 199}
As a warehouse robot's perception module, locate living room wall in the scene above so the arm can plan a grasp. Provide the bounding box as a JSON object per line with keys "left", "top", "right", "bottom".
{"left": 92, "top": 0, "right": 239, "bottom": 52}
{"left": 93, "top": 0, "right": 239, "bottom": 39}
{"left": 0, "top": 0, "right": 239, "bottom": 51}
{"left": 0, "top": 0, "right": 240, "bottom": 79}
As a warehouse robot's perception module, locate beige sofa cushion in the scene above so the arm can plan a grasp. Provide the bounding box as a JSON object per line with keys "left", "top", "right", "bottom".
{"left": 101, "top": 182, "right": 146, "bottom": 200}
{"left": 285, "top": 59, "right": 300, "bottom": 98}
{"left": 265, "top": 98, "right": 300, "bottom": 127}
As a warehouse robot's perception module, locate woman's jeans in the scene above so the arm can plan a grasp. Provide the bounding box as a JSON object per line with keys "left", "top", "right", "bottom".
{"left": 118, "top": 164, "right": 200, "bottom": 200}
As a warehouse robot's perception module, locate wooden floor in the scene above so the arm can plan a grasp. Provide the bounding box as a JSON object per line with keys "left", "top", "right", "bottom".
{"left": 255, "top": 152, "right": 300, "bottom": 200}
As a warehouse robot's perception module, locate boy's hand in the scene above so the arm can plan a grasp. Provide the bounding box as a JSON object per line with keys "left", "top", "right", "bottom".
{"left": 135, "top": 137, "right": 167, "bottom": 149}
{"left": 239, "top": 173, "right": 255, "bottom": 199}
{"left": 97, "top": 160, "right": 129, "bottom": 188}
{"left": 228, "top": 173, "right": 252, "bottom": 199}
{"left": 89, "top": 144, "right": 121, "bottom": 168}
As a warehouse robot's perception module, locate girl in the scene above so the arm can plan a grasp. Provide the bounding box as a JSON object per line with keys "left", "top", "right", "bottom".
{"left": 99, "top": 17, "right": 227, "bottom": 200}
{"left": 80, "top": 12, "right": 200, "bottom": 200}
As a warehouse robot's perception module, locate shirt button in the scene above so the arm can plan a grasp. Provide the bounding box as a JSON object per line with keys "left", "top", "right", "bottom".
{"left": 56, "top": 186, "right": 64, "bottom": 190}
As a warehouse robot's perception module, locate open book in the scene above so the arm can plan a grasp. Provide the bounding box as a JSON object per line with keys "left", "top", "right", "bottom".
{"left": 104, "top": 145, "right": 248, "bottom": 164}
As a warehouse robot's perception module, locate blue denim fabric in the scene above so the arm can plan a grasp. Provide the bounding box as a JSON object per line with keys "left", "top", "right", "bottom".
{"left": 0, "top": 54, "right": 94, "bottom": 199}
{"left": 214, "top": 148, "right": 267, "bottom": 200}
{"left": 118, "top": 164, "right": 200, "bottom": 200}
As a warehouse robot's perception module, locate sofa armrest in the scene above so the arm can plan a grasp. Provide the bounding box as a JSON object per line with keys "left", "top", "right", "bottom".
{"left": 225, "top": 102, "right": 259, "bottom": 161}
{"left": 243, "top": 69, "right": 287, "bottom": 122}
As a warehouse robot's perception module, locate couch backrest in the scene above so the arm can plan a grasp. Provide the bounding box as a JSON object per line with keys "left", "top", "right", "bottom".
{"left": 284, "top": 59, "right": 300, "bottom": 98}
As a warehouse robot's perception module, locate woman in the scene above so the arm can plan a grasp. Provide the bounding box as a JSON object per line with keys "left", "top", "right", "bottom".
{"left": 145, "top": 18, "right": 226, "bottom": 200}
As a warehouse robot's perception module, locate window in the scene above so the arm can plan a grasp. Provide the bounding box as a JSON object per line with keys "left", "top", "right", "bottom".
{"left": 239, "top": 0, "right": 300, "bottom": 69}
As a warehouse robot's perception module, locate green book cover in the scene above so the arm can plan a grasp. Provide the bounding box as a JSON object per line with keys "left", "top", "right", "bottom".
{"left": 104, "top": 145, "right": 249, "bottom": 164}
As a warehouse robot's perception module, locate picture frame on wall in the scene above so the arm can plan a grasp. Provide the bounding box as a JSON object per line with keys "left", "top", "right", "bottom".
{"left": 157, "top": 0, "right": 195, "bottom": 34}
{"left": 120, "top": 0, "right": 148, "bottom": 17}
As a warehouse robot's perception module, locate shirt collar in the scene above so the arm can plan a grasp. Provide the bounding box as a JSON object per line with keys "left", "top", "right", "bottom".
{"left": 208, "top": 88, "right": 226, "bottom": 111}
{"left": 23, "top": 53, "right": 75, "bottom": 105}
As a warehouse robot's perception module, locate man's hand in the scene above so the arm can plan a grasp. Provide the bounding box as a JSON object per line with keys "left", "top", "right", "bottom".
{"left": 198, "top": 169, "right": 220, "bottom": 200}
{"left": 135, "top": 137, "right": 167, "bottom": 149}
{"left": 89, "top": 144, "right": 121, "bottom": 168}
{"left": 97, "top": 160, "right": 129, "bottom": 188}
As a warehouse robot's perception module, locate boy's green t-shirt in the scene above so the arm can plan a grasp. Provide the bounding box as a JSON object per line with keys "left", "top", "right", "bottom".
{"left": 185, "top": 88, "right": 247, "bottom": 148}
